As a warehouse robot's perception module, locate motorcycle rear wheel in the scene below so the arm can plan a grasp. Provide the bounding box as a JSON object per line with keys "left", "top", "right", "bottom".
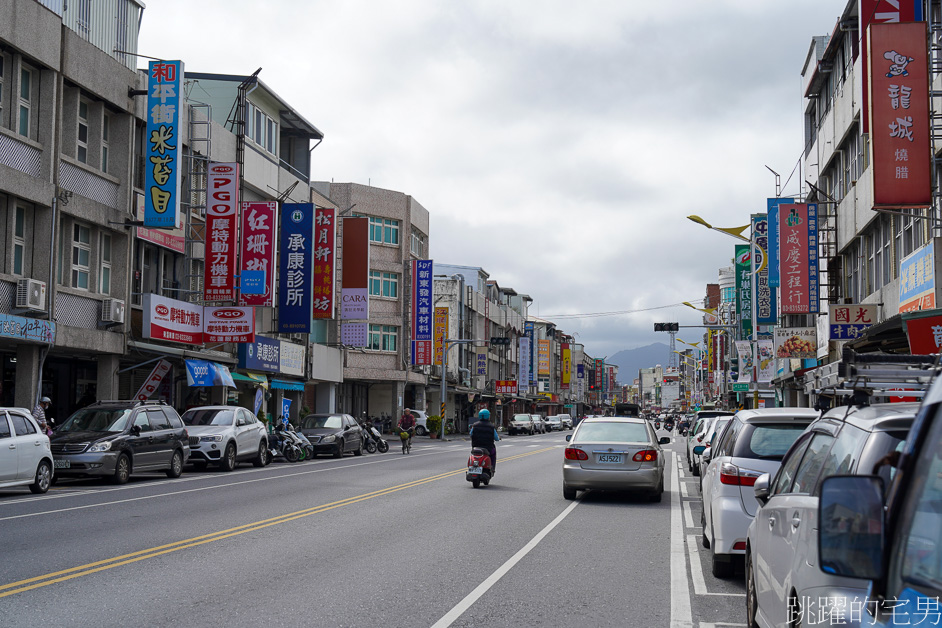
{"left": 472, "top": 479, "right": 481, "bottom": 488}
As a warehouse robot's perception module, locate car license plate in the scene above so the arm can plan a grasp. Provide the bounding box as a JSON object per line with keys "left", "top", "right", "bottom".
{"left": 468, "top": 467, "right": 483, "bottom": 475}
{"left": 597, "top": 454, "right": 622, "bottom": 463}
{"left": 54, "top": 459, "right": 70, "bottom": 469}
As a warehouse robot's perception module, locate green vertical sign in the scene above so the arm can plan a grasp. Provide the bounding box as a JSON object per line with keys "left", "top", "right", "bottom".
{"left": 735, "top": 244, "right": 752, "bottom": 340}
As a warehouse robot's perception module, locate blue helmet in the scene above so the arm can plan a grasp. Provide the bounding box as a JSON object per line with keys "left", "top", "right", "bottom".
{"left": 479, "top": 409, "right": 490, "bottom": 420}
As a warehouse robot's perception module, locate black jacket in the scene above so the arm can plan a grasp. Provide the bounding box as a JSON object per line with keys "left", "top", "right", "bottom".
{"left": 470, "top": 419, "right": 497, "bottom": 450}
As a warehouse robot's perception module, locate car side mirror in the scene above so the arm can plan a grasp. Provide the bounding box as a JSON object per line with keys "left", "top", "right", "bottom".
{"left": 818, "top": 475, "right": 885, "bottom": 580}
{"left": 130, "top": 425, "right": 141, "bottom": 437}
{"left": 237, "top": 418, "right": 246, "bottom": 426}
{"left": 753, "top": 473, "right": 771, "bottom": 506}
{"left": 565, "top": 435, "right": 572, "bottom": 442}
{"left": 693, "top": 445, "right": 705, "bottom": 455}
{"left": 659, "top": 437, "right": 671, "bottom": 445}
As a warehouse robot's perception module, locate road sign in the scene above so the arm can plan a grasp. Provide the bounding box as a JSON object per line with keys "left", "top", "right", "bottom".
{"left": 732, "top": 383, "right": 749, "bottom": 392}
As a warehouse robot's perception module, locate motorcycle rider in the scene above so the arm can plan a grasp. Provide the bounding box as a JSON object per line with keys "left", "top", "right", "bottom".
{"left": 469, "top": 409, "right": 500, "bottom": 475}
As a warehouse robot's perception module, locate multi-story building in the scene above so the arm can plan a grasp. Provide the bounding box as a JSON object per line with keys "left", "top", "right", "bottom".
{"left": 311, "top": 181, "right": 430, "bottom": 421}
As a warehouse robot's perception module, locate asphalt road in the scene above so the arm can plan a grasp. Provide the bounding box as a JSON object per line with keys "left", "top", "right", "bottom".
{"left": 0, "top": 429, "right": 749, "bottom": 627}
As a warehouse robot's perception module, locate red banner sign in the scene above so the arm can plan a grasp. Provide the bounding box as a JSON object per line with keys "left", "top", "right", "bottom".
{"left": 869, "top": 22, "right": 931, "bottom": 208}
{"left": 134, "top": 359, "right": 172, "bottom": 402}
{"left": 239, "top": 201, "right": 276, "bottom": 307}
{"left": 905, "top": 313, "right": 942, "bottom": 354}
{"left": 205, "top": 163, "right": 239, "bottom": 301}
{"left": 495, "top": 380, "right": 517, "bottom": 395}
{"left": 312, "top": 207, "right": 336, "bottom": 319}
{"left": 143, "top": 294, "right": 203, "bottom": 345}
{"left": 204, "top": 306, "right": 255, "bottom": 343}
{"left": 779, "top": 203, "right": 818, "bottom": 314}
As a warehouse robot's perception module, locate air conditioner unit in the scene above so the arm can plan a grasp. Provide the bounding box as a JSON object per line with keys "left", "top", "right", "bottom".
{"left": 101, "top": 298, "right": 126, "bottom": 324}
{"left": 15, "top": 278, "right": 46, "bottom": 313}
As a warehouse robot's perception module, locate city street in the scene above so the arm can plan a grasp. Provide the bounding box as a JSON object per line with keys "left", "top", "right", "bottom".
{"left": 0, "top": 430, "right": 749, "bottom": 627}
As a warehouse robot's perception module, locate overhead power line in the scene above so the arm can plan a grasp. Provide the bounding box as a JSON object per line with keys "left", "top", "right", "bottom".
{"left": 541, "top": 299, "right": 705, "bottom": 320}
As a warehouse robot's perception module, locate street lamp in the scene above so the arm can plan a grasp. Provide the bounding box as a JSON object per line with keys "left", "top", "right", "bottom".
{"left": 687, "top": 215, "right": 768, "bottom": 409}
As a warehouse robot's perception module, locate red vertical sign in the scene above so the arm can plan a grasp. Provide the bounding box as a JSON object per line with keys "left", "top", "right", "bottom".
{"left": 312, "top": 207, "right": 336, "bottom": 319}
{"left": 239, "top": 201, "right": 277, "bottom": 307}
{"left": 869, "top": 22, "right": 931, "bottom": 208}
{"left": 780, "top": 204, "right": 818, "bottom": 314}
{"left": 205, "top": 163, "right": 239, "bottom": 302}
{"left": 859, "top": 0, "right": 923, "bottom": 133}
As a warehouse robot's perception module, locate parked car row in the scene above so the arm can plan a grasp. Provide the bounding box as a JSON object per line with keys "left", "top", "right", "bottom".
{"left": 693, "top": 399, "right": 929, "bottom": 627}
{"left": 1, "top": 402, "right": 381, "bottom": 495}
{"left": 507, "top": 413, "right": 572, "bottom": 435}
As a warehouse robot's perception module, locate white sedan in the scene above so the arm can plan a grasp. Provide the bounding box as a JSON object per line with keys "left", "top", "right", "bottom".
{"left": 0, "top": 407, "right": 54, "bottom": 494}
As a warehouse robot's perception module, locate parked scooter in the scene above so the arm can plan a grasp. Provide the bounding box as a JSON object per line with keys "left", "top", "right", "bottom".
{"left": 466, "top": 447, "right": 493, "bottom": 488}
{"left": 269, "top": 424, "right": 303, "bottom": 462}
{"left": 290, "top": 426, "right": 315, "bottom": 460}
{"left": 361, "top": 421, "right": 389, "bottom": 454}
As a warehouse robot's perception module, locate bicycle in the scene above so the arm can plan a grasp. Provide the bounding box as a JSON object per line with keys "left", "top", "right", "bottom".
{"left": 399, "top": 427, "right": 414, "bottom": 454}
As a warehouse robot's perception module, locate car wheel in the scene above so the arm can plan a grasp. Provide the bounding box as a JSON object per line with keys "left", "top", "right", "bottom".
{"left": 649, "top": 488, "right": 662, "bottom": 503}
{"left": 702, "top": 531, "right": 710, "bottom": 549}
{"left": 111, "top": 453, "right": 131, "bottom": 484}
{"left": 416, "top": 426, "right": 427, "bottom": 436}
{"left": 166, "top": 450, "right": 184, "bottom": 478}
{"left": 746, "top": 553, "right": 760, "bottom": 628}
{"left": 29, "top": 460, "right": 52, "bottom": 494}
{"left": 354, "top": 440, "right": 364, "bottom": 456}
{"left": 563, "top": 484, "right": 577, "bottom": 500}
{"left": 253, "top": 441, "right": 268, "bottom": 467}
{"left": 333, "top": 440, "right": 344, "bottom": 458}
{"left": 220, "top": 443, "right": 237, "bottom": 472}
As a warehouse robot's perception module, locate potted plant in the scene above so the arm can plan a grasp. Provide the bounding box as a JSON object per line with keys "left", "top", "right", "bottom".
{"left": 426, "top": 415, "right": 442, "bottom": 438}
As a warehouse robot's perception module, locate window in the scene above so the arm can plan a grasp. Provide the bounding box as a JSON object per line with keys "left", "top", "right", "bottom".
{"left": 790, "top": 433, "right": 835, "bottom": 495}
{"left": 101, "top": 113, "right": 110, "bottom": 172}
{"left": 772, "top": 435, "right": 812, "bottom": 495}
{"left": 0, "top": 56, "right": 4, "bottom": 126}
{"left": 13, "top": 205, "right": 25, "bottom": 276}
{"left": 368, "top": 324, "right": 398, "bottom": 352}
{"left": 72, "top": 223, "right": 91, "bottom": 290}
{"left": 77, "top": 100, "right": 89, "bottom": 164}
{"left": 815, "top": 425, "right": 868, "bottom": 494}
{"left": 244, "top": 102, "right": 277, "bottom": 156}
{"left": 411, "top": 231, "right": 424, "bottom": 256}
{"left": 254, "top": 106, "right": 263, "bottom": 146}
{"left": 18, "top": 66, "right": 31, "bottom": 138}
{"left": 266, "top": 117, "right": 276, "bottom": 153}
{"left": 99, "top": 233, "right": 112, "bottom": 294}
{"left": 369, "top": 218, "right": 400, "bottom": 245}
{"left": 369, "top": 271, "right": 398, "bottom": 298}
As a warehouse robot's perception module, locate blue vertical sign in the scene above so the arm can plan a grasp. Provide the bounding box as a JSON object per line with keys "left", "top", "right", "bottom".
{"left": 144, "top": 60, "right": 183, "bottom": 228}
{"left": 752, "top": 214, "right": 777, "bottom": 325}
{"left": 281, "top": 398, "right": 291, "bottom": 427}
{"left": 279, "top": 204, "right": 313, "bottom": 333}
{"left": 411, "top": 259, "right": 434, "bottom": 364}
{"left": 767, "top": 198, "right": 793, "bottom": 288}
{"left": 525, "top": 321, "right": 535, "bottom": 385}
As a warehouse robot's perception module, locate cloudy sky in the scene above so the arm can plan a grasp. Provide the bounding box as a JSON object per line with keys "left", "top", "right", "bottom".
{"left": 139, "top": 0, "right": 844, "bottom": 360}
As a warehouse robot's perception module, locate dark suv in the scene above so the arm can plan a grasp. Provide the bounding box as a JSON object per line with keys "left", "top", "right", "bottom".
{"left": 50, "top": 401, "right": 191, "bottom": 484}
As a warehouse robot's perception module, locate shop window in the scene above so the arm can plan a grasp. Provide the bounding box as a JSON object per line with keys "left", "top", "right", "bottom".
{"left": 72, "top": 223, "right": 91, "bottom": 290}
{"left": 368, "top": 324, "right": 398, "bottom": 352}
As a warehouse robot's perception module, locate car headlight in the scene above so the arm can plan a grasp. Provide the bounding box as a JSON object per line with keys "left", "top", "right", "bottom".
{"left": 200, "top": 435, "right": 223, "bottom": 442}
{"left": 87, "top": 441, "right": 112, "bottom": 453}
{"left": 321, "top": 435, "right": 336, "bottom": 443}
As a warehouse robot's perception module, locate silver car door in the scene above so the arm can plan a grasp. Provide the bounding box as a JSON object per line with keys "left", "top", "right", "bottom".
{"left": 0, "top": 412, "right": 17, "bottom": 482}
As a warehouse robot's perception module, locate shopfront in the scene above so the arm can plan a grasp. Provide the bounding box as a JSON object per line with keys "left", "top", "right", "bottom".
{"left": 238, "top": 336, "right": 307, "bottom": 425}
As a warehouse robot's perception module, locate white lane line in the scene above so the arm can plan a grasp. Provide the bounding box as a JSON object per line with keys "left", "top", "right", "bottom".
{"left": 686, "top": 534, "right": 746, "bottom": 597}
{"left": 680, "top": 482, "right": 689, "bottom": 498}
{"left": 431, "top": 499, "right": 582, "bottom": 628}
{"left": 683, "top": 500, "right": 695, "bottom": 529}
{"left": 671, "top": 452, "right": 695, "bottom": 628}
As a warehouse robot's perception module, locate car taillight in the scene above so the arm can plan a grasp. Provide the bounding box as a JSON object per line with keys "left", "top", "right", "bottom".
{"left": 565, "top": 448, "right": 589, "bottom": 461}
{"left": 632, "top": 450, "right": 658, "bottom": 462}
{"left": 733, "top": 542, "right": 747, "bottom": 551}
{"left": 719, "top": 462, "right": 762, "bottom": 486}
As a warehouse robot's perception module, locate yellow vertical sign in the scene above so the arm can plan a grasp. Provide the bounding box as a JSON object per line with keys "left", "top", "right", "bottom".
{"left": 434, "top": 307, "right": 448, "bottom": 365}
{"left": 561, "top": 344, "right": 571, "bottom": 388}
{"left": 538, "top": 340, "right": 550, "bottom": 375}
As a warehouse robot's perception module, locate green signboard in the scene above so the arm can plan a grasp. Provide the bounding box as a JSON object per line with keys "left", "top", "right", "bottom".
{"left": 735, "top": 244, "right": 752, "bottom": 340}
{"left": 732, "top": 383, "right": 750, "bottom": 392}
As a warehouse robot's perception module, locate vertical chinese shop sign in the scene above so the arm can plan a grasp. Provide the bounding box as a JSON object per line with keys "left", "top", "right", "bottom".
{"left": 312, "top": 207, "right": 336, "bottom": 319}
{"left": 278, "top": 204, "right": 313, "bottom": 333}
{"left": 144, "top": 60, "right": 183, "bottom": 229}
{"left": 411, "top": 259, "right": 433, "bottom": 365}
{"left": 735, "top": 244, "right": 752, "bottom": 339}
{"left": 752, "top": 214, "right": 777, "bottom": 325}
{"left": 779, "top": 203, "right": 819, "bottom": 314}
{"left": 434, "top": 307, "right": 448, "bottom": 366}
{"left": 205, "top": 163, "right": 239, "bottom": 302}
{"left": 239, "top": 201, "right": 276, "bottom": 307}
{"left": 869, "top": 22, "right": 932, "bottom": 208}
{"left": 560, "top": 343, "right": 571, "bottom": 390}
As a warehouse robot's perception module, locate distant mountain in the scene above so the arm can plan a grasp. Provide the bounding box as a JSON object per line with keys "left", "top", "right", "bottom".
{"left": 607, "top": 343, "right": 672, "bottom": 383}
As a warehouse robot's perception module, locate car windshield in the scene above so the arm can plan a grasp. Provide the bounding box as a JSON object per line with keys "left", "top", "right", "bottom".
{"left": 58, "top": 408, "right": 131, "bottom": 433}
{"left": 513, "top": 415, "right": 530, "bottom": 421}
{"left": 742, "top": 424, "right": 809, "bottom": 459}
{"left": 182, "top": 409, "right": 234, "bottom": 426}
{"left": 574, "top": 422, "right": 649, "bottom": 443}
{"left": 301, "top": 415, "right": 342, "bottom": 429}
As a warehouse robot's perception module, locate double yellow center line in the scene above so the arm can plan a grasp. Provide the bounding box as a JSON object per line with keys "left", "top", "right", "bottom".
{"left": 0, "top": 446, "right": 557, "bottom": 598}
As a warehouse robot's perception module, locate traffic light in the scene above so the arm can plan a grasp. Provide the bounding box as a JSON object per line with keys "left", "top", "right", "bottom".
{"left": 489, "top": 337, "right": 512, "bottom": 346}
{"left": 654, "top": 323, "right": 679, "bottom": 332}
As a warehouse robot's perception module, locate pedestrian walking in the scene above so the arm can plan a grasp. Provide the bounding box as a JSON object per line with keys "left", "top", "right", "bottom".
{"left": 32, "top": 396, "right": 52, "bottom": 434}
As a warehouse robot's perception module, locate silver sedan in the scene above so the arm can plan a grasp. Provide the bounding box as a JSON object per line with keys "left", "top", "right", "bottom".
{"left": 562, "top": 416, "right": 670, "bottom": 502}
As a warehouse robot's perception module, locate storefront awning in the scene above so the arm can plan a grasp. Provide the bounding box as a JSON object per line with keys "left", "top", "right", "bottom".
{"left": 271, "top": 379, "right": 305, "bottom": 391}
{"left": 185, "top": 359, "right": 236, "bottom": 387}
{"left": 231, "top": 372, "right": 269, "bottom": 388}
